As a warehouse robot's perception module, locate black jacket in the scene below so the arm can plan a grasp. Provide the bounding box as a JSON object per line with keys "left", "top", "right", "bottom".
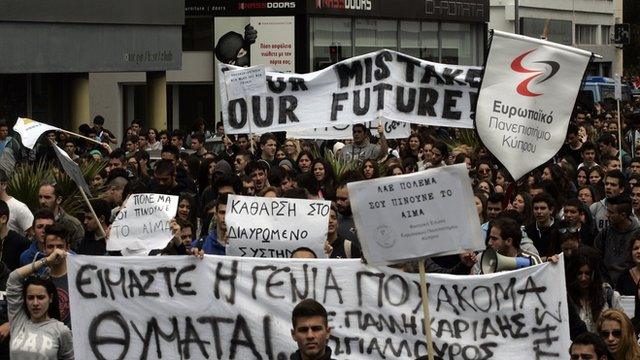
{"left": 290, "top": 347, "right": 336, "bottom": 360}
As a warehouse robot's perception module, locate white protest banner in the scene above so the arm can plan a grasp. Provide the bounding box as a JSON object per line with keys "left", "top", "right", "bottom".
{"left": 218, "top": 49, "right": 481, "bottom": 134}
{"left": 225, "top": 194, "right": 329, "bottom": 258}
{"left": 348, "top": 163, "right": 483, "bottom": 265}
{"left": 476, "top": 30, "right": 592, "bottom": 180}
{"left": 51, "top": 144, "right": 92, "bottom": 196}
{"left": 12, "top": 117, "right": 59, "bottom": 149}
{"left": 68, "top": 255, "right": 570, "bottom": 360}
{"left": 224, "top": 65, "right": 268, "bottom": 101}
{"left": 106, "top": 193, "right": 179, "bottom": 252}
{"left": 288, "top": 119, "right": 410, "bottom": 140}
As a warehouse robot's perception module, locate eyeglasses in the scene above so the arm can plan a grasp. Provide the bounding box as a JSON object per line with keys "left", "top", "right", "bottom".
{"left": 558, "top": 227, "right": 579, "bottom": 235}
{"left": 478, "top": 168, "right": 491, "bottom": 174}
{"left": 599, "top": 329, "right": 622, "bottom": 338}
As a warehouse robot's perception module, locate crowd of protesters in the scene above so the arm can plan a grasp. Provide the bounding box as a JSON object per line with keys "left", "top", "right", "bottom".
{"left": 1, "top": 95, "right": 640, "bottom": 358}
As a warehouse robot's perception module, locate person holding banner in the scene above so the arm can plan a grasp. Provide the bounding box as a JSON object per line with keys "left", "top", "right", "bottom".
{"left": 324, "top": 205, "right": 360, "bottom": 259}
{"left": 5, "top": 248, "right": 73, "bottom": 359}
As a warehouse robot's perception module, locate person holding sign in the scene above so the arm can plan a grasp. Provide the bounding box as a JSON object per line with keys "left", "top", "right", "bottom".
{"left": 5, "top": 248, "right": 73, "bottom": 359}
{"left": 324, "top": 205, "right": 360, "bottom": 259}
{"left": 290, "top": 299, "right": 335, "bottom": 360}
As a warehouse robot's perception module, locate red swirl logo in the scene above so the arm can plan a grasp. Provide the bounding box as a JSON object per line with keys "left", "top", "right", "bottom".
{"left": 511, "top": 49, "right": 560, "bottom": 97}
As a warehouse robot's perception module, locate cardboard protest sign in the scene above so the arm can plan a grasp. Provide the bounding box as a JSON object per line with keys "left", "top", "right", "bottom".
{"left": 288, "top": 119, "right": 410, "bottom": 140}
{"left": 51, "top": 144, "right": 92, "bottom": 196}
{"left": 476, "top": 30, "right": 592, "bottom": 180}
{"left": 12, "top": 117, "right": 59, "bottom": 149}
{"left": 68, "top": 255, "right": 570, "bottom": 360}
{"left": 224, "top": 65, "right": 268, "bottom": 101}
{"left": 218, "top": 49, "right": 481, "bottom": 134}
{"left": 225, "top": 194, "right": 329, "bottom": 258}
{"left": 106, "top": 193, "right": 179, "bottom": 252}
{"left": 348, "top": 164, "right": 483, "bottom": 264}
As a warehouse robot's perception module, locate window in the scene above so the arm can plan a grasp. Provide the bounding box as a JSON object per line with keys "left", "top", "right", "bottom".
{"left": 601, "top": 25, "right": 611, "bottom": 45}
{"left": 309, "top": 17, "right": 483, "bottom": 69}
{"left": 354, "top": 19, "right": 397, "bottom": 56}
{"left": 521, "top": 18, "right": 572, "bottom": 45}
{"left": 399, "top": 21, "right": 438, "bottom": 62}
{"left": 575, "top": 25, "right": 597, "bottom": 45}
{"left": 310, "top": 17, "right": 352, "bottom": 70}
{"left": 441, "top": 22, "right": 476, "bottom": 65}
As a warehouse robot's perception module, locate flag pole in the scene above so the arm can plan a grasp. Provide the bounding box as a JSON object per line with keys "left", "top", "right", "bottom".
{"left": 418, "top": 261, "right": 435, "bottom": 360}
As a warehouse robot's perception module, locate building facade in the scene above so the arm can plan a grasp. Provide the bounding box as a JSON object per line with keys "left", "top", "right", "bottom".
{"left": 0, "top": 0, "right": 183, "bottom": 139}
{"left": 489, "top": 0, "right": 623, "bottom": 77}
{"left": 103, "top": 0, "right": 490, "bottom": 137}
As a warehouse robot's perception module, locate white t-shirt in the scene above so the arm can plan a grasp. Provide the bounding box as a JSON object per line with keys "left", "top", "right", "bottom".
{"left": 6, "top": 197, "right": 33, "bottom": 234}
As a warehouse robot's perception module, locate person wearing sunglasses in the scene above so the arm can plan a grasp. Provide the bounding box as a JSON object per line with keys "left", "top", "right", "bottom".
{"left": 6, "top": 247, "right": 73, "bottom": 359}
{"left": 597, "top": 309, "right": 640, "bottom": 360}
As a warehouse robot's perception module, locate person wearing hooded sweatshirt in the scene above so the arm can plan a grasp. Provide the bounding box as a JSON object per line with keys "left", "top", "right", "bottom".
{"left": 595, "top": 195, "right": 640, "bottom": 285}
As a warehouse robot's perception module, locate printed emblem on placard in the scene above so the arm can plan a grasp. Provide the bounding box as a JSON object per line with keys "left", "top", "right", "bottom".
{"left": 375, "top": 225, "right": 396, "bottom": 248}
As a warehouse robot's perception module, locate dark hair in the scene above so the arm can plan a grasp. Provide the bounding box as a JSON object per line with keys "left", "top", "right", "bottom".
{"left": 245, "top": 160, "right": 269, "bottom": 177}
{"left": 216, "top": 192, "right": 229, "bottom": 209}
{"left": 567, "top": 123, "right": 579, "bottom": 136}
{"left": 33, "top": 208, "right": 55, "bottom": 224}
{"left": 191, "top": 131, "right": 205, "bottom": 144}
{"left": 0, "top": 169, "right": 9, "bottom": 183}
{"left": 605, "top": 170, "right": 626, "bottom": 188}
{"left": 487, "top": 192, "right": 505, "bottom": 205}
{"left": 23, "top": 275, "right": 61, "bottom": 320}
{"left": 566, "top": 247, "right": 605, "bottom": 323}
{"left": 109, "top": 148, "right": 126, "bottom": 161}
{"left": 171, "top": 129, "right": 185, "bottom": 141}
{"left": 581, "top": 141, "right": 597, "bottom": 154}
{"left": 154, "top": 159, "right": 176, "bottom": 176}
{"left": 597, "top": 133, "right": 616, "bottom": 147}
{"left": 569, "top": 332, "right": 610, "bottom": 358}
{"left": 178, "top": 193, "right": 198, "bottom": 227}
{"left": 290, "top": 247, "right": 317, "bottom": 258}
{"left": 44, "top": 223, "right": 69, "bottom": 245}
{"left": 87, "top": 199, "right": 113, "bottom": 226}
{"left": 93, "top": 115, "right": 105, "bottom": 125}
{"left": 608, "top": 195, "right": 633, "bottom": 218}
{"left": 126, "top": 134, "right": 139, "bottom": 144}
{"left": 352, "top": 123, "right": 367, "bottom": 133}
{"left": 491, "top": 217, "right": 522, "bottom": 248}
{"left": 532, "top": 192, "right": 556, "bottom": 211}
{"left": 0, "top": 199, "right": 8, "bottom": 219}
{"left": 161, "top": 144, "right": 180, "bottom": 158}
{"left": 282, "top": 188, "right": 310, "bottom": 199}
{"left": 259, "top": 132, "right": 277, "bottom": 146}
{"left": 291, "top": 299, "right": 328, "bottom": 328}
{"left": 213, "top": 174, "right": 243, "bottom": 195}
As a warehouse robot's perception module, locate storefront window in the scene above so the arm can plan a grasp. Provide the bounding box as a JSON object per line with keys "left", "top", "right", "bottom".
{"left": 310, "top": 17, "right": 352, "bottom": 70}
{"left": 310, "top": 17, "right": 482, "bottom": 69}
{"left": 400, "top": 21, "right": 439, "bottom": 62}
{"left": 183, "top": 17, "right": 214, "bottom": 51}
{"left": 354, "top": 19, "right": 397, "bottom": 56}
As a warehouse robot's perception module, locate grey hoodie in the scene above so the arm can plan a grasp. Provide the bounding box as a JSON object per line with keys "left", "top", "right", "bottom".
{"left": 7, "top": 271, "right": 74, "bottom": 360}
{"left": 594, "top": 217, "right": 640, "bottom": 285}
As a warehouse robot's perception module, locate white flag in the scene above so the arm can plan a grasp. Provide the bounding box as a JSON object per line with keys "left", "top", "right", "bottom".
{"left": 12, "top": 117, "right": 60, "bottom": 149}
{"left": 476, "top": 30, "right": 591, "bottom": 180}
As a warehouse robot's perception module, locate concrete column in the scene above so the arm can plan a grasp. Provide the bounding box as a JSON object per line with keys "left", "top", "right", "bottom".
{"left": 147, "top": 71, "right": 167, "bottom": 131}
{"left": 70, "top": 73, "right": 90, "bottom": 131}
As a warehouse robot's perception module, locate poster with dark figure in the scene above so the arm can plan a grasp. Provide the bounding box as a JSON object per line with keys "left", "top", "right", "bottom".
{"left": 214, "top": 24, "right": 257, "bottom": 66}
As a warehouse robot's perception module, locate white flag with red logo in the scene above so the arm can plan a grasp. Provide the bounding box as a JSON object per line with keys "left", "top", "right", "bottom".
{"left": 476, "top": 30, "right": 592, "bottom": 180}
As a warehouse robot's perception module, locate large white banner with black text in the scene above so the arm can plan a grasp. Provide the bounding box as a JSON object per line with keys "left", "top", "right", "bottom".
{"left": 68, "top": 255, "right": 570, "bottom": 360}
{"left": 218, "top": 49, "right": 481, "bottom": 134}
{"left": 476, "top": 30, "right": 591, "bottom": 180}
